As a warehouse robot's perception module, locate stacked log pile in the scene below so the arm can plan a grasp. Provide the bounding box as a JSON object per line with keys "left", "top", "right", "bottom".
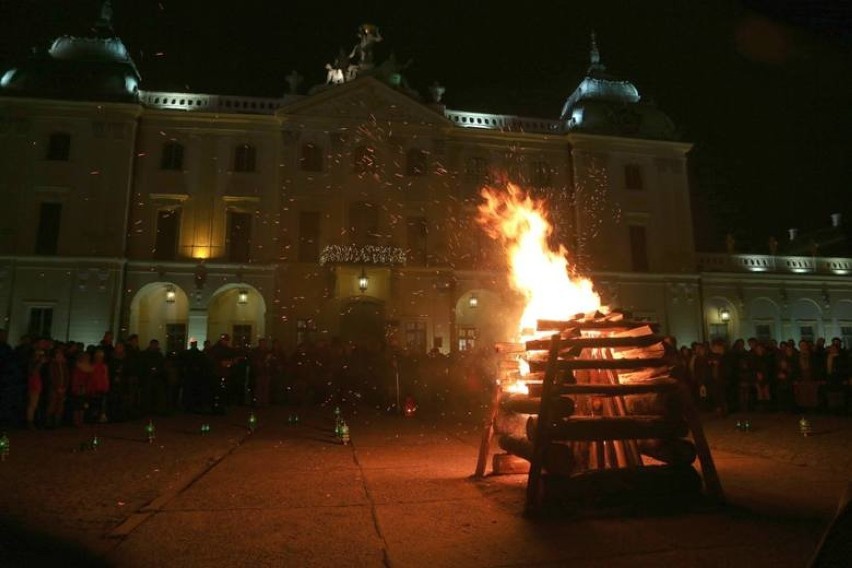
{"left": 474, "top": 311, "right": 724, "bottom": 515}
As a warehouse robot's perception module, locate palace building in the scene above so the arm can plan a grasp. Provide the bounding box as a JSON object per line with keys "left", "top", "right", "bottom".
{"left": 2, "top": 8, "right": 852, "bottom": 352}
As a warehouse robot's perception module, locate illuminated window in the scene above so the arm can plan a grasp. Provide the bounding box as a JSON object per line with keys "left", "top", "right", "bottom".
{"left": 353, "top": 145, "right": 377, "bottom": 174}
{"left": 840, "top": 326, "right": 852, "bottom": 350}
{"left": 35, "top": 202, "right": 61, "bottom": 255}
{"left": 405, "top": 148, "right": 428, "bottom": 176}
{"left": 625, "top": 163, "right": 643, "bottom": 190}
{"left": 459, "top": 326, "right": 477, "bottom": 351}
{"left": 300, "top": 143, "right": 323, "bottom": 172}
{"left": 233, "top": 144, "right": 256, "bottom": 172}
{"left": 160, "top": 141, "right": 184, "bottom": 170}
{"left": 46, "top": 132, "right": 71, "bottom": 161}
{"left": 154, "top": 208, "right": 181, "bottom": 261}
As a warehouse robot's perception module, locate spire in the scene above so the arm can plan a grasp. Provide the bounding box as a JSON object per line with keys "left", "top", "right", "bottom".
{"left": 588, "top": 30, "right": 606, "bottom": 73}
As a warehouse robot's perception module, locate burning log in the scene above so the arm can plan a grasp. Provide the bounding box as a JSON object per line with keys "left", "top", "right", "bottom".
{"left": 497, "top": 435, "right": 575, "bottom": 475}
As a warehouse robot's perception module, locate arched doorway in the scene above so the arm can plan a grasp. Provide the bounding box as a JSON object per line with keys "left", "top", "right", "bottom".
{"left": 129, "top": 282, "right": 189, "bottom": 352}
{"left": 207, "top": 284, "right": 266, "bottom": 349}
{"left": 339, "top": 297, "right": 386, "bottom": 348}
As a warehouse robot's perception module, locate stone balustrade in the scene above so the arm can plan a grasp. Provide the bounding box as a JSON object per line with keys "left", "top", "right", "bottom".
{"left": 443, "top": 110, "right": 563, "bottom": 134}
{"left": 697, "top": 253, "right": 852, "bottom": 275}
{"left": 140, "top": 91, "right": 294, "bottom": 114}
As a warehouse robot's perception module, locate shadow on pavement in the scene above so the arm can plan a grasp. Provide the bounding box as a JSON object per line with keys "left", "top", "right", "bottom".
{"left": 0, "top": 517, "right": 111, "bottom": 568}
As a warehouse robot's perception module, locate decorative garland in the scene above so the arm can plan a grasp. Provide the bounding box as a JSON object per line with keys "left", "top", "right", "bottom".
{"left": 319, "top": 244, "right": 407, "bottom": 266}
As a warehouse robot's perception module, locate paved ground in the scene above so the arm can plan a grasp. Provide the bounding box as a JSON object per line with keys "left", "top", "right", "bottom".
{"left": 0, "top": 405, "right": 849, "bottom": 567}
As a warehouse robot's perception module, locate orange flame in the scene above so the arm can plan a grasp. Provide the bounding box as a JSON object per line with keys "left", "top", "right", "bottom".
{"left": 477, "top": 182, "right": 602, "bottom": 342}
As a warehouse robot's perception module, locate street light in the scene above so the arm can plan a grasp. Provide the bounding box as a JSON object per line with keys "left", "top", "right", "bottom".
{"left": 165, "top": 285, "right": 176, "bottom": 304}
{"left": 468, "top": 294, "right": 479, "bottom": 309}
{"left": 719, "top": 307, "right": 731, "bottom": 322}
{"left": 358, "top": 268, "right": 369, "bottom": 293}
{"left": 237, "top": 289, "right": 249, "bottom": 305}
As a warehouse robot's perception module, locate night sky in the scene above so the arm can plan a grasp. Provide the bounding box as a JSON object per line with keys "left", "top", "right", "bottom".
{"left": 1, "top": 0, "right": 851, "bottom": 252}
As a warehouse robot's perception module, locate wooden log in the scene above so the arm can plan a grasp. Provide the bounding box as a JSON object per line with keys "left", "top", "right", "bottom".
{"left": 492, "top": 452, "right": 530, "bottom": 475}
{"left": 558, "top": 381, "right": 677, "bottom": 397}
{"left": 638, "top": 438, "right": 698, "bottom": 466}
{"left": 541, "top": 465, "right": 703, "bottom": 510}
{"left": 547, "top": 415, "right": 689, "bottom": 441}
{"left": 497, "top": 435, "right": 575, "bottom": 475}
{"left": 502, "top": 394, "right": 575, "bottom": 417}
{"left": 474, "top": 387, "right": 502, "bottom": 478}
{"left": 675, "top": 383, "right": 725, "bottom": 503}
{"left": 536, "top": 319, "right": 649, "bottom": 331}
{"left": 525, "top": 335, "right": 562, "bottom": 514}
{"left": 525, "top": 334, "right": 665, "bottom": 351}
{"left": 494, "top": 408, "right": 530, "bottom": 439}
{"left": 529, "top": 358, "right": 671, "bottom": 373}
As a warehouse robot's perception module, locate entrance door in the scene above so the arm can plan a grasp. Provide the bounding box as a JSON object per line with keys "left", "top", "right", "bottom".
{"left": 340, "top": 300, "right": 385, "bottom": 348}
{"left": 232, "top": 324, "right": 252, "bottom": 349}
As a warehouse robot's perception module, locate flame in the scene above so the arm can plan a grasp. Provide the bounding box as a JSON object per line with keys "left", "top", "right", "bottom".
{"left": 477, "top": 182, "right": 602, "bottom": 342}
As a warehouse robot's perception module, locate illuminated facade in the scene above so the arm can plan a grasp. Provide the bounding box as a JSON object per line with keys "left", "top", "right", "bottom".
{"left": 2, "top": 12, "right": 852, "bottom": 351}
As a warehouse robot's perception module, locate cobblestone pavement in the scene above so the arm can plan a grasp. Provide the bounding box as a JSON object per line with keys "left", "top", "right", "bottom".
{"left": 0, "top": 405, "right": 848, "bottom": 567}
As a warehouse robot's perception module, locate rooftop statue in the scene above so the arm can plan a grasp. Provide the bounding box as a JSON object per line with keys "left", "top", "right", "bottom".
{"left": 347, "top": 24, "right": 382, "bottom": 80}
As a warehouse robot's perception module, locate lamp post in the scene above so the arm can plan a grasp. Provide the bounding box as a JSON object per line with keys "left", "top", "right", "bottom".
{"left": 468, "top": 294, "right": 479, "bottom": 309}
{"left": 165, "top": 285, "right": 176, "bottom": 304}
{"left": 719, "top": 307, "right": 731, "bottom": 322}
{"left": 237, "top": 288, "right": 249, "bottom": 305}
{"left": 358, "top": 268, "right": 369, "bottom": 293}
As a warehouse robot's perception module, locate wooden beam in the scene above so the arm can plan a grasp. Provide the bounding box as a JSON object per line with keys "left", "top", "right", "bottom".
{"left": 547, "top": 415, "right": 689, "bottom": 441}
{"left": 528, "top": 358, "right": 670, "bottom": 372}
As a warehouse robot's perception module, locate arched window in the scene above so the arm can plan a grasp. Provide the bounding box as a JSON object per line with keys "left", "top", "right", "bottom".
{"left": 234, "top": 143, "right": 257, "bottom": 172}
{"left": 405, "top": 148, "right": 428, "bottom": 176}
{"left": 46, "top": 132, "right": 71, "bottom": 161}
{"left": 353, "top": 145, "right": 377, "bottom": 174}
{"left": 300, "top": 142, "right": 323, "bottom": 172}
{"left": 160, "top": 141, "right": 184, "bottom": 170}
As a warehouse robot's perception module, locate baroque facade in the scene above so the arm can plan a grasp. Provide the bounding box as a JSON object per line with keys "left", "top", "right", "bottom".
{"left": 2, "top": 11, "right": 852, "bottom": 352}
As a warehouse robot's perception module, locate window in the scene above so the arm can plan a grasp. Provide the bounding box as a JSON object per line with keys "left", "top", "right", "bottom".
{"left": 160, "top": 141, "right": 184, "bottom": 170}
{"left": 628, "top": 225, "right": 649, "bottom": 272}
{"left": 232, "top": 324, "right": 252, "bottom": 349}
{"left": 406, "top": 216, "right": 428, "bottom": 266}
{"left": 296, "top": 318, "right": 316, "bottom": 345}
{"left": 227, "top": 211, "right": 252, "bottom": 263}
{"left": 35, "top": 202, "right": 62, "bottom": 255}
{"left": 709, "top": 323, "right": 729, "bottom": 342}
{"left": 530, "top": 161, "right": 552, "bottom": 188}
{"left": 28, "top": 307, "right": 54, "bottom": 338}
{"left": 755, "top": 324, "right": 773, "bottom": 343}
{"left": 625, "top": 164, "right": 643, "bottom": 190}
{"left": 840, "top": 326, "right": 852, "bottom": 350}
{"left": 153, "top": 208, "right": 181, "bottom": 261}
{"left": 465, "top": 156, "right": 488, "bottom": 180}
{"left": 298, "top": 211, "right": 320, "bottom": 262}
{"left": 353, "top": 145, "right": 377, "bottom": 174}
{"left": 300, "top": 142, "right": 323, "bottom": 172}
{"left": 799, "top": 325, "right": 815, "bottom": 343}
{"left": 46, "top": 132, "right": 71, "bottom": 161}
{"left": 349, "top": 201, "right": 379, "bottom": 245}
{"left": 459, "top": 326, "right": 478, "bottom": 352}
{"left": 405, "top": 148, "right": 428, "bottom": 176}
{"left": 165, "top": 323, "right": 187, "bottom": 354}
{"left": 233, "top": 144, "right": 256, "bottom": 172}
{"left": 404, "top": 321, "right": 427, "bottom": 354}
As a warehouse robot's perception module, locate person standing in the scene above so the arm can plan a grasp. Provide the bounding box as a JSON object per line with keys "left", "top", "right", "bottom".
{"left": 25, "top": 350, "right": 46, "bottom": 429}
{"left": 71, "top": 352, "right": 93, "bottom": 427}
{"left": 45, "top": 347, "right": 69, "bottom": 428}
{"left": 90, "top": 349, "right": 110, "bottom": 422}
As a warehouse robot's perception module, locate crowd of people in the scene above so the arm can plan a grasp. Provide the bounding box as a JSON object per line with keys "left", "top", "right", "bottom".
{"left": 0, "top": 328, "right": 497, "bottom": 430}
{"left": 668, "top": 335, "right": 851, "bottom": 415}
{"left": 4, "top": 325, "right": 847, "bottom": 431}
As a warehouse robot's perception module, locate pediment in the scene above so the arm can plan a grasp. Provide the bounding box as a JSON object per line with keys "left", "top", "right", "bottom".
{"left": 277, "top": 77, "right": 451, "bottom": 127}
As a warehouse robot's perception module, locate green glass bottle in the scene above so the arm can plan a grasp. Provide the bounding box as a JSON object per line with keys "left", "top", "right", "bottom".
{"left": 145, "top": 419, "right": 156, "bottom": 443}
{"left": 248, "top": 412, "right": 258, "bottom": 432}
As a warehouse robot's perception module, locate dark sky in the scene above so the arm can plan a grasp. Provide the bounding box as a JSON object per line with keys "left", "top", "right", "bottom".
{"left": 2, "top": 0, "right": 851, "bottom": 252}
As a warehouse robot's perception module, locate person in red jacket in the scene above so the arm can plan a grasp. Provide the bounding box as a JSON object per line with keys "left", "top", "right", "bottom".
{"left": 90, "top": 349, "right": 110, "bottom": 422}
{"left": 71, "top": 352, "right": 93, "bottom": 427}
{"left": 25, "top": 350, "right": 46, "bottom": 429}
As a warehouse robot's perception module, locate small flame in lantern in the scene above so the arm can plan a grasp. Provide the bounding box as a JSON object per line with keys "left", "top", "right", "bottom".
{"left": 477, "top": 182, "right": 602, "bottom": 342}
